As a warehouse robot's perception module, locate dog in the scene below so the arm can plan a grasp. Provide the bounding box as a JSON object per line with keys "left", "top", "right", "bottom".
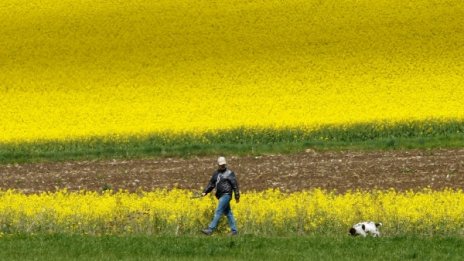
{"left": 349, "top": 221, "right": 382, "bottom": 237}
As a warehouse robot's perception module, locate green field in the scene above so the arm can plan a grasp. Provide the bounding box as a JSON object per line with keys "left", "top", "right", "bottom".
{"left": 1, "top": 119, "right": 463, "bottom": 164}
{"left": 0, "top": 234, "right": 463, "bottom": 260}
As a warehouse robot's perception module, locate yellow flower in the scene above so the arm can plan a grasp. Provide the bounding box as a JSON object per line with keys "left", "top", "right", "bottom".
{"left": 0, "top": 0, "right": 463, "bottom": 142}
{"left": 0, "top": 189, "right": 463, "bottom": 235}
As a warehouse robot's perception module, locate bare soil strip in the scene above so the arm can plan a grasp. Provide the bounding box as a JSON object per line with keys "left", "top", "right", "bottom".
{"left": 1, "top": 149, "right": 463, "bottom": 193}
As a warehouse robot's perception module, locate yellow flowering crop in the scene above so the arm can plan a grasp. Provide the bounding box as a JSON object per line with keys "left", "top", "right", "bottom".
{"left": 0, "top": 189, "right": 463, "bottom": 236}
{"left": 1, "top": 0, "right": 463, "bottom": 142}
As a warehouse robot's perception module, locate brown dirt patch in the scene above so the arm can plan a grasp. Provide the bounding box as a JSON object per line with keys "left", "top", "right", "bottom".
{"left": 1, "top": 149, "right": 463, "bottom": 193}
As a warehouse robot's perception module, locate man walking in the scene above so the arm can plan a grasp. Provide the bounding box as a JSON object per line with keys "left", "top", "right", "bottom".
{"left": 201, "top": 156, "right": 240, "bottom": 236}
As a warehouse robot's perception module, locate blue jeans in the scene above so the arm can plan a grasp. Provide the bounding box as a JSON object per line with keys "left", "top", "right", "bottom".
{"left": 208, "top": 194, "right": 237, "bottom": 232}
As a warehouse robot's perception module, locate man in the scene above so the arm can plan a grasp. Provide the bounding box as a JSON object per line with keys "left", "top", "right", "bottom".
{"left": 201, "top": 156, "right": 240, "bottom": 236}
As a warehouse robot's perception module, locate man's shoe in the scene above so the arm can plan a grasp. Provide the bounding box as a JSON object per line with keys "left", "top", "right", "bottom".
{"left": 230, "top": 230, "right": 238, "bottom": 236}
{"left": 202, "top": 228, "right": 213, "bottom": 235}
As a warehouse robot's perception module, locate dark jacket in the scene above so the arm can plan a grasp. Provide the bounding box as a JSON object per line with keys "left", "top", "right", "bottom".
{"left": 203, "top": 168, "right": 240, "bottom": 200}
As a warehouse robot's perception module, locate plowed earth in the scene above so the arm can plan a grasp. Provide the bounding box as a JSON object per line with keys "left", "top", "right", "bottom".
{"left": 1, "top": 149, "right": 463, "bottom": 193}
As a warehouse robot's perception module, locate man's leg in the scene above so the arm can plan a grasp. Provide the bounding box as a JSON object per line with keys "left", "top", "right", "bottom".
{"left": 223, "top": 203, "right": 237, "bottom": 233}
{"left": 207, "top": 194, "right": 231, "bottom": 231}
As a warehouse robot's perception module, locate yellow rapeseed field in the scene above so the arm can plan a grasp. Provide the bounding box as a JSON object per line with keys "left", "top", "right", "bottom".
{"left": 1, "top": 0, "right": 463, "bottom": 142}
{"left": 0, "top": 189, "right": 462, "bottom": 236}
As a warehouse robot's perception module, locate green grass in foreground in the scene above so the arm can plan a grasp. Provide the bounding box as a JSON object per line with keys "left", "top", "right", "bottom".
{"left": 1, "top": 120, "right": 464, "bottom": 164}
{"left": 0, "top": 234, "right": 462, "bottom": 261}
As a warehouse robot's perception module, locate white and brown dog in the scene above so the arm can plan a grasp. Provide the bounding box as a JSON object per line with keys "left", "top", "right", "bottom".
{"left": 349, "top": 221, "right": 382, "bottom": 237}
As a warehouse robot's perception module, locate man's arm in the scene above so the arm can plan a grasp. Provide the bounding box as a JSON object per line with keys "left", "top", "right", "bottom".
{"left": 229, "top": 172, "right": 240, "bottom": 202}
{"left": 202, "top": 172, "right": 217, "bottom": 196}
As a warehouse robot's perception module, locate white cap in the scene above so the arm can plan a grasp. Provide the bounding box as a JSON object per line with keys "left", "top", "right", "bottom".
{"left": 217, "top": 156, "right": 227, "bottom": 165}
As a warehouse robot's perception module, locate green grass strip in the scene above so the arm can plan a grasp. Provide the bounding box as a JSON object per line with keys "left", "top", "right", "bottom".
{"left": 1, "top": 119, "right": 464, "bottom": 164}
{"left": 0, "top": 234, "right": 463, "bottom": 260}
